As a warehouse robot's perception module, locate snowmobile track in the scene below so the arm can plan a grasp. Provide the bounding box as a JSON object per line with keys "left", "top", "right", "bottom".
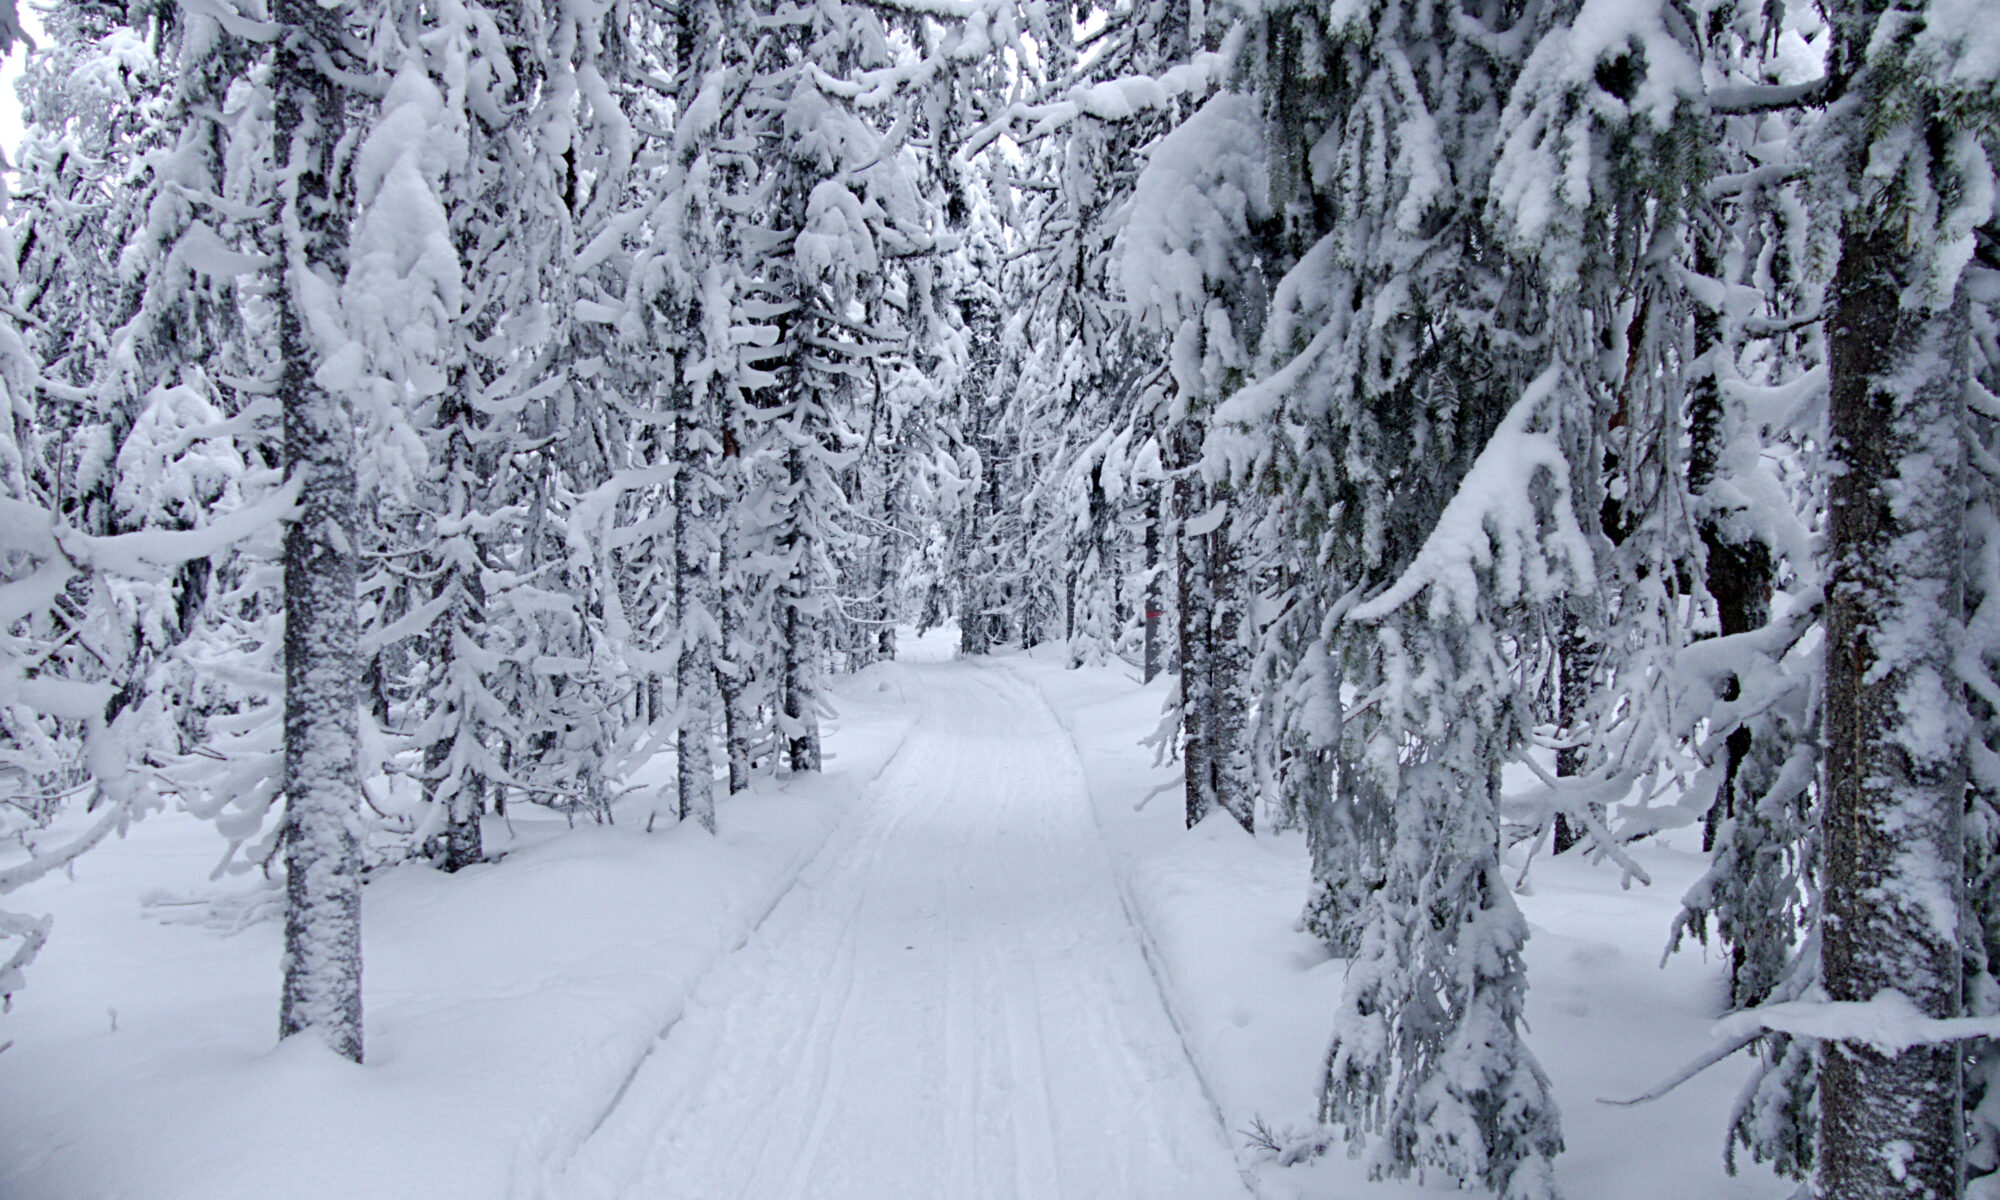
{"left": 542, "top": 661, "right": 1249, "bottom": 1200}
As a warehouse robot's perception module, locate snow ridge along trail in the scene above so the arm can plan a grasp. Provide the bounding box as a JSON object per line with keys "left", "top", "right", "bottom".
{"left": 544, "top": 661, "right": 1249, "bottom": 1200}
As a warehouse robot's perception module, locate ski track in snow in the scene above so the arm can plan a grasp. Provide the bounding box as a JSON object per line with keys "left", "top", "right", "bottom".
{"left": 541, "top": 662, "right": 1249, "bottom": 1200}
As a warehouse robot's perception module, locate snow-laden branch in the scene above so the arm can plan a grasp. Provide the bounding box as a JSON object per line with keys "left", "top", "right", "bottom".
{"left": 0, "top": 465, "right": 297, "bottom": 1001}
{"left": 1504, "top": 753, "right": 1655, "bottom": 887}
{"left": 1705, "top": 161, "right": 1810, "bottom": 199}
{"left": 72, "top": 475, "right": 302, "bottom": 577}
{"left": 1706, "top": 78, "right": 1830, "bottom": 115}
{"left": 958, "top": 28, "right": 1245, "bottom": 163}
{"left": 1713, "top": 991, "right": 2000, "bottom": 1053}
{"left": 0, "top": 805, "right": 125, "bottom": 897}
{"left": 1346, "top": 363, "right": 1595, "bottom": 625}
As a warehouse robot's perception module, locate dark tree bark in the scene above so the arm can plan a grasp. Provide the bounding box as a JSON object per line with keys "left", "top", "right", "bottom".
{"left": 275, "top": 0, "right": 363, "bottom": 1063}
{"left": 426, "top": 386, "right": 488, "bottom": 874}
{"left": 1170, "top": 419, "right": 1216, "bottom": 829}
{"left": 780, "top": 440, "right": 821, "bottom": 773}
{"left": 1208, "top": 489, "right": 1253, "bottom": 832}
{"left": 1169, "top": 415, "right": 1252, "bottom": 832}
{"left": 1142, "top": 479, "right": 1163, "bottom": 684}
{"left": 1551, "top": 610, "right": 1591, "bottom": 855}
{"left": 876, "top": 471, "right": 899, "bottom": 662}
{"left": 957, "top": 462, "right": 994, "bottom": 657}
{"left": 1816, "top": 220, "right": 1970, "bottom": 1200}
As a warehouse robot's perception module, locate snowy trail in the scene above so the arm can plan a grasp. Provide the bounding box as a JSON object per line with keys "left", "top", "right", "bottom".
{"left": 542, "top": 661, "right": 1249, "bottom": 1200}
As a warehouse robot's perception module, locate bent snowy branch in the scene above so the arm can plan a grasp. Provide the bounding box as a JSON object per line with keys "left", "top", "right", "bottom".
{"left": 1714, "top": 993, "right": 2000, "bottom": 1054}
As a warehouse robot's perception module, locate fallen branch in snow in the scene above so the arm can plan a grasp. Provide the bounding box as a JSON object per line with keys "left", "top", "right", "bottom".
{"left": 1240, "top": 1115, "right": 1332, "bottom": 1166}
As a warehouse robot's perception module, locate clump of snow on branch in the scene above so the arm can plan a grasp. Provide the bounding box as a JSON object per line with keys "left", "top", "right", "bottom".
{"left": 1490, "top": 0, "right": 1702, "bottom": 290}
{"left": 1347, "top": 364, "right": 1597, "bottom": 626}
{"left": 337, "top": 59, "right": 467, "bottom": 499}
{"left": 1119, "top": 91, "right": 1268, "bottom": 334}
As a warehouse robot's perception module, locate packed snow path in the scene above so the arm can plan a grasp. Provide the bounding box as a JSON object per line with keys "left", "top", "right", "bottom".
{"left": 546, "top": 661, "right": 1249, "bottom": 1200}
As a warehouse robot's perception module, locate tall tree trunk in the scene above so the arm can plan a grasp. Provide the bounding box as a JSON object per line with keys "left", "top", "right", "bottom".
{"left": 675, "top": 409, "right": 718, "bottom": 832}
{"left": 1171, "top": 420, "right": 1216, "bottom": 828}
{"left": 1209, "top": 493, "right": 1253, "bottom": 832}
{"left": 1142, "top": 480, "right": 1163, "bottom": 684}
{"left": 717, "top": 435, "right": 753, "bottom": 794}
{"left": 876, "top": 476, "right": 898, "bottom": 661}
{"left": 782, "top": 596, "right": 820, "bottom": 772}
{"left": 275, "top": 0, "right": 362, "bottom": 1063}
{"left": 1685, "top": 234, "right": 1777, "bottom": 1004}
{"left": 957, "top": 474, "right": 991, "bottom": 656}
{"left": 1065, "top": 559, "right": 1078, "bottom": 647}
{"left": 717, "top": 568, "right": 753, "bottom": 794}
{"left": 1816, "top": 222, "right": 1969, "bottom": 1200}
{"left": 676, "top": 640, "right": 717, "bottom": 832}
{"left": 1551, "top": 609, "right": 1590, "bottom": 854}
{"left": 441, "top": 778, "right": 484, "bottom": 873}
{"left": 430, "top": 388, "right": 488, "bottom": 873}
{"left": 781, "top": 441, "right": 821, "bottom": 773}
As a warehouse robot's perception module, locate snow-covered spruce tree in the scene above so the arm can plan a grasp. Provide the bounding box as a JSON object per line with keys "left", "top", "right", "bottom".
{"left": 71, "top": 0, "right": 376, "bottom": 1059}
{"left": 1118, "top": 89, "right": 1264, "bottom": 833}
{"left": 821, "top": 19, "right": 971, "bottom": 674}
{"left": 1305, "top": 394, "right": 1586, "bottom": 1200}
{"left": 1214, "top": 1, "right": 1530, "bottom": 952}
{"left": 1000, "top": 351, "right": 1073, "bottom": 650}
{"left": 1657, "top": 2, "right": 1832, "bottom": 1059}
{"left": 531, "top": 24, "right": 674, "bottom": 833}
{"left": 940, "top": 2, "right": 1161, "bottom": 669}
{"left": 12, "top": 0, "right": 152, "bottom": 467}
{"left": 487, "top": 0, "right": 640, "bottom": 827}
{"left": 941, "top": 248, "right": 1067, "bottom": 660}
{"left": 0, "top": 0, "right": 337, "bottom": 1024}
{"left": 730, "top": 0, "right": 929, "bottom": 773}
{"left": 390, "top": 0, "right": 571, "bottom": 871}
{"left": 984, "top": 2, "right": 1212, "bottom": 678}
{"left": 1062, "top": 415, "right": 1158, "bottom": 668}
{"left": 14, "top": 0, "right": 284, "bottom": 801}
{"left": 336, "top": 1, "right": 571, "bottom": 875}
{"left": 943, "top": 234, "right": 1004, "bottom": 656}
{"left": 656, "top": 44, "right": 738, "bottom": 833}
{"left": 607, "top": 0, "right": 761, "bottom": 832}
{"left": 1486, "top": 0, "right": 1780, "bottom": 882}
{"left": 1807, "top": 0, "right": 1993, "bottom": 1191}
{"left": 1662, "top": 0, "right": 1998, "bottom": 1186}
{"left": 1208, "top": 3, "right": 1616, "bottom": 1189}
{"left": 0, "top": 190, "right": 297, "bottom": 1006}
{"left": 0, "top": 160, "right": 146, "bottom": 1002}
{"left": 1300, "top": 395, "right": 1584, "bottom": 1200}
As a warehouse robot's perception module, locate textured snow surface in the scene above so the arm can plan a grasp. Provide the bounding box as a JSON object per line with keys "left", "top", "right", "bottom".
{"left": 0, "top": 663, "right": 918, "bottom": 1199}
{"left": 1005, "top": 645, "right": 1788, "bottom": 1200}
{"left": 7, "top": 629, "right": 1790, "bottom": 1199}
{"left": 543, "top": 659, "right": 1246, "bottom": 1200}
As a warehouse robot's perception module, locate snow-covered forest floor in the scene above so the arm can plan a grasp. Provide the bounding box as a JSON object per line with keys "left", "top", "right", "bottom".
{"left": 5, "top": 628, "right": 1784, "bottom": 1199}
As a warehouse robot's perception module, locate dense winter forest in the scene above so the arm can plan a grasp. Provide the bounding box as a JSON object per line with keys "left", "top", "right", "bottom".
{"left": 0, "top": 0, "right": 1995, "bottom": 1193}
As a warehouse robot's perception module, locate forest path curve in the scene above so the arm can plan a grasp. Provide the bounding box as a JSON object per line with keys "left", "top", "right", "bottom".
{"left": 540, "top": 660, "right": 1249, "bottom": 1200}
